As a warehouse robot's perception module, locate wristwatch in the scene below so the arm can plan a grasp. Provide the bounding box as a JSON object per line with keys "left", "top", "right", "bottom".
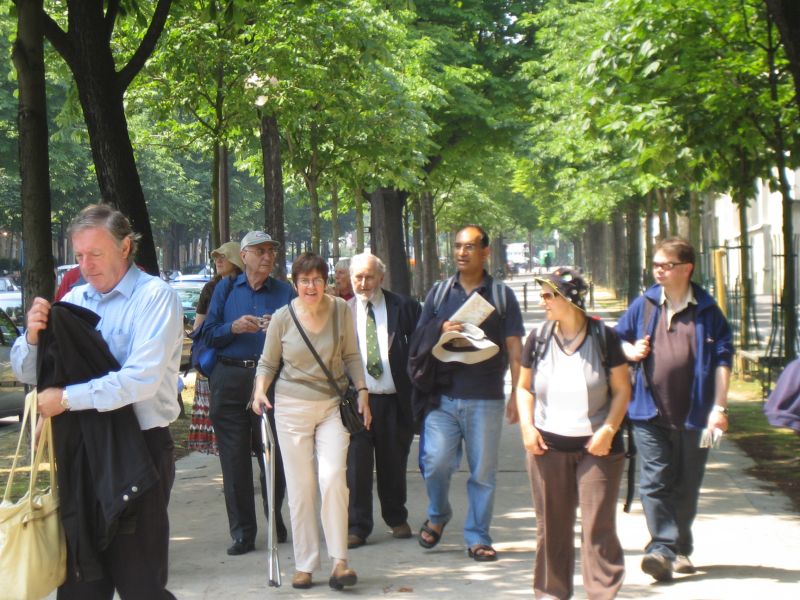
{"left": 60, "top": 389, "right": 71, "bottom": 411}
{"left": 712, "top": 404, "right": 728, "bottom": 415}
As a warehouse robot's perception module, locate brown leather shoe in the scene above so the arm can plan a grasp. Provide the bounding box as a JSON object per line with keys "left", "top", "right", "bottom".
{"left": 673, "top": 554, "right": 697, "bottom": 574}
{"left": 391, "top": 522, "right": 412, "bottom": 539}
{"left": 329, "top": 564, "right": 357, "bottom": 590}
{"left": 347, "top": 534, "right": 366, "bottom": 549}
{"left": 292, "top": 571, "right": 312, "bottom": 589}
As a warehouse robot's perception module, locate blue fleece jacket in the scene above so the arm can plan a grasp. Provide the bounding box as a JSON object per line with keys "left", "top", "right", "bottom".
{"left": 615, "top": 283, "right": 732, "bottom": 429}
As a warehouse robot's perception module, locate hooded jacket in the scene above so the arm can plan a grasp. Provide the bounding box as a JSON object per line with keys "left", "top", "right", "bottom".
{"left": 615, "top": 283, "right": 732, "bottom": 429}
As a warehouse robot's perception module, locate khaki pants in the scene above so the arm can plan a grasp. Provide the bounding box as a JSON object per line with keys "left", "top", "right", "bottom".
{"left": 275, "top": 393, "right": 350, "bottom": 573}
{"left": 527, "top": 450, "right": 625, "bottom": 600}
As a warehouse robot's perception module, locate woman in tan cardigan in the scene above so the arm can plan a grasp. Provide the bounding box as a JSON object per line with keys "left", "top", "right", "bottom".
{"left": 252, "top": 252, "right": 371, "bottom": 591}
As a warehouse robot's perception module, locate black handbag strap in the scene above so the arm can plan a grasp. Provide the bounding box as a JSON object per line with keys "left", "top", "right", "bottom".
{"left": 288, "top": 301, "right": 345, "bottom": 400}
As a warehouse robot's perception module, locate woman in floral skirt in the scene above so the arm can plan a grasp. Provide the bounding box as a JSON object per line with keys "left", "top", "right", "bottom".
{"left": 187, "top": 241, "right": 243, "bottom": 453}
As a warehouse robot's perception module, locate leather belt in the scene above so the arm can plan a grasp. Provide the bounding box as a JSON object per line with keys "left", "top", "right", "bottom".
{"left": 219, "top": 357, "right": 256, "bottom": 369}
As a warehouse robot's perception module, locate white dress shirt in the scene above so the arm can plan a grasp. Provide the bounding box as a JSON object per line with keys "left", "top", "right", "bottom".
{"left": 355, "top": 288, "right": 397, "bottom": 394}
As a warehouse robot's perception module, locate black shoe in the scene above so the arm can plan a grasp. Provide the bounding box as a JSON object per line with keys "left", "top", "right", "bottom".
{"left": 641, "top": 553, "right": 673, "bottom": 581}
{"left": 227, "top": 539, "right": 255, "bottom": 556}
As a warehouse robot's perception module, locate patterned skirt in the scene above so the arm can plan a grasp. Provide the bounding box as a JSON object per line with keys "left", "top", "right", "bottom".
{"left": 187, "top": 376, "right": 219, "bottom": 455}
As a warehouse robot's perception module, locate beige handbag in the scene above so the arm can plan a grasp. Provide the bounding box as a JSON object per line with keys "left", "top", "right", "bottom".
{"left": 0, "top": 391, "right": 67, "bottom": 600}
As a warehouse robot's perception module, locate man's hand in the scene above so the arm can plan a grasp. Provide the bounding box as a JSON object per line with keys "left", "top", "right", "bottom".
{"left": 25, "top": 297, "right": 52, "bottom": 345}
{"left": 231, "top": 315, "right": 262, "bottom": 334}
{"left": 707, "top": 408, "right": 729, "bottom": 432}
{"left": 38, "top": 387, "right": 66, "bottom": 418}
{"left": 624, "top": 335, "right": 651, "bottom": 362}
{"left": 440, "top": 320, "right": 464, "bottom": 334}
{"left": 506, "top": 390, "right": 519, "bottom": 424}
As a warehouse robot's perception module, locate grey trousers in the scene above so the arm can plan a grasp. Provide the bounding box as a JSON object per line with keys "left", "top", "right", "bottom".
{"left": 527, "top": 449, "right": 625, "bottom": 600}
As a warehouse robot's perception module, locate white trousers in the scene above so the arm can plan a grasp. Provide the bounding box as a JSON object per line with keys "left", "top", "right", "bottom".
{"left": 274, "top": 393, "right": 350, "bottom": 572}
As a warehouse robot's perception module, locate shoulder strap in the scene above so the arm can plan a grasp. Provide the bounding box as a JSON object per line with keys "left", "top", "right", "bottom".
{"left": 532, "top": 320, "right": 557, "bottom": 371}
{"left": 287, "top": 303, "right": 344, "bottom": 400}
{"left": 589, "top": 317, "right": 609, "bottom": 378}
{"left": 432, "top": 276, "right": 456, "bottom": 316}
{"left": 491, "top": 280, "right": 506, "bottom": 318}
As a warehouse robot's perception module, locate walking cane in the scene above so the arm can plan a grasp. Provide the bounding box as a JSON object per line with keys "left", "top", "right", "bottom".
{"left": 260, "top": 411, "right": 282, "bottom": 587}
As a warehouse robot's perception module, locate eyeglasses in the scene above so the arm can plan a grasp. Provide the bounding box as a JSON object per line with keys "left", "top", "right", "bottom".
{"left": 454, "top": 242, "right": 481, "bottom": 253}
{"left": 652, "top": 261, "right": 688, "bottom": 271}
{"left": 297, "top": 277, "right": 325, "bottom": 287}
{"left": 246, "top": 247, "right": 276, "bottom": 257}
{"left": 540, "top": 291, "right": 555, "bottom": 301}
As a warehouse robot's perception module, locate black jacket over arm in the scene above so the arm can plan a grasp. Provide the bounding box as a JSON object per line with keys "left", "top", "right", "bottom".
{"left": 37, "top": 302, "right": 159, "bottom": 583}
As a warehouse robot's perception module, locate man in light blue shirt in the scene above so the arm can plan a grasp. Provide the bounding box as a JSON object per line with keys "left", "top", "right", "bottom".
{"left": 12, "top": 204, "right": 182, "bottom": 599}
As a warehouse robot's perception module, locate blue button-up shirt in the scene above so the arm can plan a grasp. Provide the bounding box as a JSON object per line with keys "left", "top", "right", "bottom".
{"left": 203, "top": 273, "right": 295, "bottom": 361}
{"left": 11, "top": 266, "right": 184, "bottom": 429}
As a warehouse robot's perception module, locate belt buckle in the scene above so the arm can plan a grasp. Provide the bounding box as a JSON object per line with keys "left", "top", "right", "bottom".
{"left": 243, "top": 359, "right": 256, "bottom": 368}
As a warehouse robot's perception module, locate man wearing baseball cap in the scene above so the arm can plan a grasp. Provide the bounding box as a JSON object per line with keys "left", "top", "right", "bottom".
{"left": 203, "top": 231, "right": 295, "bottom": 555}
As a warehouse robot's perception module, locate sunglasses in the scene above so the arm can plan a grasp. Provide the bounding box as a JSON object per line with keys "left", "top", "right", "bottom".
{"left": 540, "top": 291, "right": 556, "bottom": 301}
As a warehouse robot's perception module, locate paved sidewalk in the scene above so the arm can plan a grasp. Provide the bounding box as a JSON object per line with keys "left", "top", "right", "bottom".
{"left": 165, "top": 419, "right": 800, "bottom": 598}
{"left": 164, "top": 275, "right": 800, "bottom": 598}
{"left": 38, "top": 273, "right": 798, "bottom": 598}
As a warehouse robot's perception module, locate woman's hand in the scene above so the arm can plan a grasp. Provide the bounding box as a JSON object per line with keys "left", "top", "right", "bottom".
{"left": 586, "top": 425, "right": 615, "bottom": 456}
{"left": 251, "top": 388, "right": 272, "bottom": 415}
{"left": 357, "top": 389, "right": 372, "bottom": 430}
{"left": 521, "top": 423, "right": 548, "bottom": 455}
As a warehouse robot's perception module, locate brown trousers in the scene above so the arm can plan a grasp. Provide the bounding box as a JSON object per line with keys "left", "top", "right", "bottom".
{"left": 527, "top": 450, "right": 625, "bottom": 600}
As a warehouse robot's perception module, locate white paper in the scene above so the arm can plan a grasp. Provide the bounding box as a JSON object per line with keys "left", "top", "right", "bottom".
{"left": 449, "top": 293, "right": 495, "bottom": 327}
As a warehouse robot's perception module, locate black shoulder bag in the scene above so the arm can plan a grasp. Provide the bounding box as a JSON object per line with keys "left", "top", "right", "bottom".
{"left": 287, "top": 301, "right": 365, "bottom": 435}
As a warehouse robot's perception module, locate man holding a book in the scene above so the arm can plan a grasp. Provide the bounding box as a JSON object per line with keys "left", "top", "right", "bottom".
{"left": 414, "top": 225, "right": 524, "bottom": 562}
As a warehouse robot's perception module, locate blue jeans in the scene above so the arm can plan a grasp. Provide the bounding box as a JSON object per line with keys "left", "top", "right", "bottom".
{"left": 421, "top": 395, "right": 505, "bottom": 548}
{"left": 632, "top": 421, "right": 709, "bottom": 559}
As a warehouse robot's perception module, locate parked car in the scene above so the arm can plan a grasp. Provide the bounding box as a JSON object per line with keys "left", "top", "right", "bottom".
{"left": 170, "top": 279, "right": 207, "bottom": 370}
{"left": 0, "top": 307, "right": 26, "bottom": 420}
{"left": 0, "top": 291, "right": 23, "bottom": 326}
{"left": 0, "top": 276, "right": 19, "bottom": 292}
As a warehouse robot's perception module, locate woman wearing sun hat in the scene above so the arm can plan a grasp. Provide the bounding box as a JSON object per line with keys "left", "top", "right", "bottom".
{"left": 187, "top": 241, "right": 244, "bottom": 454}
{"left": 516, "top": 266, "right": 631, "bottom": 599}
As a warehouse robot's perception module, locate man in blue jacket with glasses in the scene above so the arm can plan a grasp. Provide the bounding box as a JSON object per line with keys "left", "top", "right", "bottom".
{"left": 616, "top": 237, "right": 732, "bottom": 582}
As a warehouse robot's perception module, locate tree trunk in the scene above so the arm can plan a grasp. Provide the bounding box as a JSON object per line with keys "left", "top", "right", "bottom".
{"left": 369, "top": 188, "right": 410, "bottom": 295}
{"left": 667, "top": 189, "right": 678, "bottom": 236}
{"left": 645, "top": 191, "right": 655, "bottom": 287}
{"left": 626, "top": 198, "right": 642, "bottom": 302}
{"left": 211, "top": 142, "right": 220, "bottom": 249}
{"left": 689, "top": 190, "right": 702, "bottom": 279}
{"left": 612, "top": 210, "right": 626, "bottom": 297}
{"left": 306, "top": 174, "right": 321, "bottom": 255}
{"left": 764, "top": 14, "right": 798, "bottom": 358}
{"left": 420, "top": 190, "right": 438, "bottom": 290}
{"left": 656, "top": 188, "right": 668, "bottom": 240}
{"left": 331, "top": 184, "right": 340, "bottom": 263}
{"left": 260, "top": 113, "right": 286, "bottom": 279}
{"left": 354, "top": 186, "right": 365, "bottom": 252}
{"left": 42, "top": 0, "right": 166, "bottom": 275}
{"left": 411, "top": 195, "right": 424, "bottom": 298}
{"left": 764, "top": 0, "right": 800, "bottom": 114}
{"left": 13, "top": 0, "right": 54, "bottom": 308}
{"left": 736, "top": 191, "right": 752, "bottom": 349}
{"left": 218, "top": 144, "right": 230, "bottom": 243}
{"left": 41, "top": 0, "right": 174, "bottom": 276}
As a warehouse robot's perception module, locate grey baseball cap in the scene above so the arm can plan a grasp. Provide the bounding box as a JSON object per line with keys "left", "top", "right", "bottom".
{"left": 240, "top": 231, "right": 280, "bottom": 249}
